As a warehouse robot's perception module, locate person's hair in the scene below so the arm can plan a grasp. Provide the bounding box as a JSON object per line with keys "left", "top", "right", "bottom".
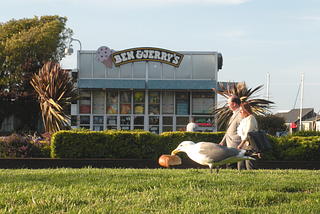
{"left": 230, "top": 95, "right": 241, "bottom": 106}
{"left": 240, "top": 102, "right": 253, "bottom": 117}
{"left": 190, "top": 117, "right": 195, "bottom": 123}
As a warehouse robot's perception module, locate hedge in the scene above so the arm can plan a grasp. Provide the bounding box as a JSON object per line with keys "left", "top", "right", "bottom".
{"left": 51, "top": 130, "right": 225, "bottom": 159}
{"left": 3, "top": 130, "right": 318, "bottom": 161}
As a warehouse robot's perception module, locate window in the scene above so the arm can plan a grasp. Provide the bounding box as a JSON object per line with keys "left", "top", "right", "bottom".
{"left": 120, "top": 116, "right": 131, "bottom": 130}
{"left": 148, "top": 62, "right": 161, "bottom": 78}
{"left": 163, "top": 116, "right": 173, "bottom": 132}
{"left": 106, "top": 91, "right": 118, "bottom": 114}
{"left": 134, "top": 116, "right": 144, "bottom": 130}
{"left": 107, "top": 116, "right": 117, "bottom": 130}
{"left": 120, "top": 91, "right": 131, "bottom": 114}
{"left": 107, "top": 64, "right": 119, "bottom": 78}
{"left": 93, "top": 53, "right": 105, "bottom": 78}
{"left": 162, "top": 63, "right": 174, "bottom": 79}
{"left": 93, "top": 91, "right": 105, "bottom": 114}
{"left": 176, "top": 92, "right": 189, "bottom": 115}
{"left": 134, "top": 92, "right": 145, "bottom": 114}
{"left": 162, "top": 92, "right": 174, "bottom": 114}
{"left": 176, "top": 55, "right": 191, "bottom": 79}
{"left": 93, "top": 115, "right": 104, "bottom": 131}
{"left": 79, "top": 91, "right": 91, "bottom": 114}
{"left": 120, "top": 63, "right": 132, "bottom": 78}
{"left": 176, "top": 117, "right": 189, "bottom": 131}
{"left": 192, "top": 92, "right": 214, "bottom": 114}
{"left": 133, "top": 61, "right": 145, "bottom": 78}
{"left": 192, "top": 55, "right": 215, "bottom": 79}
{"left": 79, "top": 53, "right": 92, "bottom": 78}
{"left": 149, "top": 91, "right": 160, "bottom": 115}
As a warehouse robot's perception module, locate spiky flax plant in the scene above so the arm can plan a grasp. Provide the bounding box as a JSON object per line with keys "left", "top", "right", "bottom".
{"left": 212, "top": 81, "right": 274, "bottom": 129}
{"left": 30, "top": 62, "right": 79, "bottom": 134}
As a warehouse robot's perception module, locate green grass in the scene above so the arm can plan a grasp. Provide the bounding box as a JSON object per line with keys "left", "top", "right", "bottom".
{"left": 0, "top": 168, "right": 319, "bottom": 213}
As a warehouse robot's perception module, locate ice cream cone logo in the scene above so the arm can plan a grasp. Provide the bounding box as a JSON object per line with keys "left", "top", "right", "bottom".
{"left": 95, "top": 46, "right": 115, "bottom": 68}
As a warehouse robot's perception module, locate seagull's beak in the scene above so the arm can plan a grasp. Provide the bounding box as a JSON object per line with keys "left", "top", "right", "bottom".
{"left": 171, "top": 149, "right": 179, "bottom": 155}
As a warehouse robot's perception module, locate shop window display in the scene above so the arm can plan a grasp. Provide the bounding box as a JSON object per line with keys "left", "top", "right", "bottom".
{"left": 176, "top": 92, "right": 189, "bottom": 115}
{"left": 162, "top": 92, "right": 174, "bottom": 114}
{"left": 79, "top": 91, "right": 91, "bottom": 114}
{"left": 192, "top": 92, "right": 214, "bottom": 115}
{"left": 149, "top": 91, "right": 160, "bottom": 115}
{"left": 107, "top": 116, "right": 117, "bottom": 130}
{"left": 134, "top": 92, "right": 145, "bottom": 114}
{"left": 120, "top": 116, "right": 131, "bottom": 130}
{"left": 106, "top": 91, "right": 118, "bottom": 114}
{"left": 120, "top": 91, "right": 131, "bottom": 114}
{"left": 93, "top": 91, "right": 105, "bottom": 114}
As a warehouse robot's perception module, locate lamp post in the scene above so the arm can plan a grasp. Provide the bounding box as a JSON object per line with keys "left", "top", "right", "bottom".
{"left": 64, "top": 38, "right": 82, "bottom": 129}
{"left": 64, "top": 38, "right": 82, "bottom": 55}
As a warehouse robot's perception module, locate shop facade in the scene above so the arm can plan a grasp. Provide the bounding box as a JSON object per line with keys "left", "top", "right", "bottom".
{"left": 70, "top": 46, "right": 223, "bottom": 134}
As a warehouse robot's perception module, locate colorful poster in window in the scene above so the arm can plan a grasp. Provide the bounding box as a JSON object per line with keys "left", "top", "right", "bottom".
{"left": 149, "top": 104, "right": 160, "bottom": 115}
{"left": 120, "top": 104, "right": 131, "bottom": 114}
{"left": 149, "top": 92, "right": 159, "bottom": 104}
{"left": 121, "top": 91, "right": 131, "bottom": 103}
{"left": 134, "top": 92, "right": 145, "bottom": 103}
{"left": 134, "top": 104, "right": 144, "bottom": 114}
{"left": 107, "top": 91, "right": 118, "bottom": 103}
{"left": 80, "top": 91, "right": 91, "bottom": 114}
{"left": 107, "top": 104, "right": 118, "bottom": 114}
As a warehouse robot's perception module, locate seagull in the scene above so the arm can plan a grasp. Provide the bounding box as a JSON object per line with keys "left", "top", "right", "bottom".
{"left": 171, "top": 141, "right": 255, "bottom": 173}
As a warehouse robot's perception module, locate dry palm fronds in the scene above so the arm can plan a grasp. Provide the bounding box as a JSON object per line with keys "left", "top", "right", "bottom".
{"left": 212, "top": 81, "right": 274, "bottom": 129}
{"left": 30, "top": 61, "right": 79, "bottom": 134}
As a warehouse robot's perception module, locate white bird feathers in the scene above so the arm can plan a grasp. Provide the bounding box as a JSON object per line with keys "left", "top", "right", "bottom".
{"left": 172, "top": 141, "right": 255, "bottom": 173}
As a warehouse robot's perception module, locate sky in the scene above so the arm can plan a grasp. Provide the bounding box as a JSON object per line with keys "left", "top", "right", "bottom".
{"left": 1, "top": 0, "right": 320, "bottom": 114}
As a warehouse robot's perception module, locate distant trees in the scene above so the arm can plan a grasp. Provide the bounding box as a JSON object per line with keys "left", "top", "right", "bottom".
{"left": 256, "top": 114, "right": 287, "bottom": 136}
{"left": 0, "top": 15, "right": 73, "bottom": 131}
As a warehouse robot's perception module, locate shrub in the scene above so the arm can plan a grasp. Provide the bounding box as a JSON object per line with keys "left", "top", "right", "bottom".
{"left": 0, "top": 133, "right": 44, "bottom": 158}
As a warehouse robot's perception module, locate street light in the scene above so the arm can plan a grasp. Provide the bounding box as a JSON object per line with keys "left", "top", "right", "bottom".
{"left": 65, "top": 38, "right": 82, "bottom": 55}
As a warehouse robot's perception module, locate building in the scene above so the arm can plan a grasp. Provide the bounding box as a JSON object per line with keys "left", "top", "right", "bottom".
{"left": 69, "top": 46, "right": 225, "bottom": 134}
{"left": 275, "top": 108, "right": 320, "bottom": 131}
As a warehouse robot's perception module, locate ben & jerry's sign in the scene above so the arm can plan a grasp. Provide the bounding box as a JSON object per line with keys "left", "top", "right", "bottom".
{"left": 111, "top": 47, "right": 184, "bottom": 67}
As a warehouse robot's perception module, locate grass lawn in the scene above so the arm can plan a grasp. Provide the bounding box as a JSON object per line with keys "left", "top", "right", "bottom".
{"left": 0, "top": 167, "right": 319, "bottom": 213}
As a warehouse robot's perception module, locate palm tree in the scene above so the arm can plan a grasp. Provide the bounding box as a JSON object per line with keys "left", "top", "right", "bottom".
{"left": 212, "top": 81, "right": 274, "bottom": 129}
{"left": 30, "top": 61, "right": 79, "bottom": 134}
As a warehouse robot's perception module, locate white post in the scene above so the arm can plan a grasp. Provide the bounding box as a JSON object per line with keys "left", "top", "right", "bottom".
{"left": 299, "top": 74, "right": 305, "bottom": 131}
{"left": 266, "top": 72, "right": 270, "bottom": 102}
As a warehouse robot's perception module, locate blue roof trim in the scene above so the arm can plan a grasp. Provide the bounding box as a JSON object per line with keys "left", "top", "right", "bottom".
{"left": 78, "top": 79, "right": 145, "bottom": 89}
{"left": 148, "top": 80, "right": 217, "bottom": 90}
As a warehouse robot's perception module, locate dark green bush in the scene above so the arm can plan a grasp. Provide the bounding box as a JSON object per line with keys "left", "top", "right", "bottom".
{"left": 51, "top": 130, "right": 159, "bottom": 159}
{"left": 47, "top": 130, "right": 320, "bottom": 161}
{"left": 51, "top": 130, "right": 225, "bottom": 159}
